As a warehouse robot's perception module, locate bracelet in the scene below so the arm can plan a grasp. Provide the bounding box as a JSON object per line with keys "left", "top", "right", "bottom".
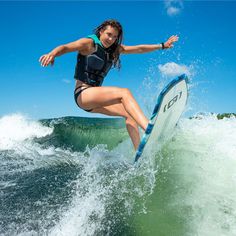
{"left": 161, "top": 42, "right": 165, "bottom": 50}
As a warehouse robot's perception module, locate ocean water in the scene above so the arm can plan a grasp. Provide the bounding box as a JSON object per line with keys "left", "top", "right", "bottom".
{"left": 0, "top": 113, "right": 236, "bottom": 236}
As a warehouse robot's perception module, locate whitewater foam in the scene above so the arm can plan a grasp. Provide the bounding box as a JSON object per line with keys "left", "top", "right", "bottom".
{"left": 171, "top": 114, "right": 236, "bottom": 235}
{"left": 0, "top": 114, "right": 53, "bottom": 151}
{"left": 1, "top": 113, "right": 236, "bottom": 235}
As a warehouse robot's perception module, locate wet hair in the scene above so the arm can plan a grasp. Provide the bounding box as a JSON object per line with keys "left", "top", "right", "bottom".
{"left": 94, "top": 19, "right": 123, "bottom": 69}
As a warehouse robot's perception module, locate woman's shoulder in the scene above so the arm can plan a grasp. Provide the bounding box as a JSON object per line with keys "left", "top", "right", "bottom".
{"left": 78, "top": 37, "right": 94, "bottom": 45}
{"left": 71, "top": 37, "right": 95, "bottom": 55}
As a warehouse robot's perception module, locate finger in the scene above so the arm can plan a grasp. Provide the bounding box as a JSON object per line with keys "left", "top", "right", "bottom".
{"left": 39, "top": 55, "right": 46, "bottom": 63}
{"left": 170, "top": 37, "right": 178, "bottom": 43}
{"left": 44, "top": 58, "right": 50, "bottom": 66}
{"left": 41, "top": 57, "right": 47, "bottom": 67}
{"left": 40, "top": 56, "right": 48, "bottom": 66}
{"left": 171, "top": 35, "right": 178, "bottom": 40}
{"left": 44, "top": 57, "right": 52, "bottom": 66}
{"left": 169, "top": 35, "right": 176, "bottom": 40}
{"left": 40, "top": 58, "right": 46, "bottom": 67}
{"left": 42, "top": 58, "right": 49, "bottom": 67}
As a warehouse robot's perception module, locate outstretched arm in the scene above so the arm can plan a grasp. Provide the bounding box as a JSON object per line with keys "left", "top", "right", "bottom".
{"left": 39, "top": 38, "right": 93, "bottom": 67}
{"left": 120, "top": 35, "right": 179, "bottom": 54}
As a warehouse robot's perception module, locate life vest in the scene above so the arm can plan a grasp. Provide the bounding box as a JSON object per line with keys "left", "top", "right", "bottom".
{"left": 74, "top": 34, "right": 114, "bottom": 86}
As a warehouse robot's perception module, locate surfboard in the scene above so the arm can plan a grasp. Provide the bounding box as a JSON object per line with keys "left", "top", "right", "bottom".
{"left": 134, "top": 74, "right": 189, "bottom": 163}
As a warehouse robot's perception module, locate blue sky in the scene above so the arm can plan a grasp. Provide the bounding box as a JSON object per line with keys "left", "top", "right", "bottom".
{"left": 0, "top": 1, "right": 235, "bottom": 119}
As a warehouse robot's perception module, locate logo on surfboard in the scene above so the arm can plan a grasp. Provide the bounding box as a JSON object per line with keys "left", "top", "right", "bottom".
{"left": 163, "top": 91, "right": 182, "bottom": 113}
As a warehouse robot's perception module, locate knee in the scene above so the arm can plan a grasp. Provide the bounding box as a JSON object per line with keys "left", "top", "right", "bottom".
{"left": 122, "top": 88, "right": 132, "bottom": 99}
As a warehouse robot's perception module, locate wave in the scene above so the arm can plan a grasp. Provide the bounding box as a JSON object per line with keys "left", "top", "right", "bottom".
{"left": 39, "top": 116, "right": 128, "bottom": 152}
{"left": 0, "top": 113, "right": 236, "bottom": 235}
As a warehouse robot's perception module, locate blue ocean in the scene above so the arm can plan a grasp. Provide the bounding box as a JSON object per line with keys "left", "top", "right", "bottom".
{"left": 0, "top": 114, "right": 236, "bottom": 235}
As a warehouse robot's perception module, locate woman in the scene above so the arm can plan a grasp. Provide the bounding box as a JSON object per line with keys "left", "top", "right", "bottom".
{"left": 39, "top": 19, "right": 178, "bottom": 150}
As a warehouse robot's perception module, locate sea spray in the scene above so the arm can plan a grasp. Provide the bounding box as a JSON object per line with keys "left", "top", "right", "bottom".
{"left": 0, "top": 113, "right": 53, "bottom": 151}
{"left": 1, "top": 114, "right": 236, "bottom": 235}
{"left": 0, "top": 114, "right": 157, "bottom": 235}
{"left": 132, "top": 114, "right": 236, "bottom": 236}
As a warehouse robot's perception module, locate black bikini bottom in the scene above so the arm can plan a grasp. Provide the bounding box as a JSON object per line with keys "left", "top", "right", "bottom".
{"left": 74, "top": 86, "right": 93, "bottom": 112}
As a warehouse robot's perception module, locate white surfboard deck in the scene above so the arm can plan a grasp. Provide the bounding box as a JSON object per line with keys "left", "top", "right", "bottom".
{"left": 134, "top": 74, "right": 189, "bottom": 163}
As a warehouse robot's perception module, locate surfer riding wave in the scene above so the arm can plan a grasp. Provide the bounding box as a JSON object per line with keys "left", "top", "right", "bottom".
{"left": 39, "top": 19, "right": 178, "bottom": 150}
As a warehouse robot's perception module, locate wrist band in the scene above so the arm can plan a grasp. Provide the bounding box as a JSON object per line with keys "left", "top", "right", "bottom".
{"left": 161, "top": 42, "right": 165, "bottom": 49}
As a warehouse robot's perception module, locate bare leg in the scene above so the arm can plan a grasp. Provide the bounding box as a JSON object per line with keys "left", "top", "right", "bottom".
{"left": 126, "top": 118, "right": 140, "bottom": 149}
{"left": 92, "top": 103, "right": 140, "bottom": 149}
{"left": 77, "top": 86, "right": 149, "bottom": 131}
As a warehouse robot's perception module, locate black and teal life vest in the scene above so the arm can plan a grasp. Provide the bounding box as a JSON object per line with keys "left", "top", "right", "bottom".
{"left": 74, "top": 34, "right": 114, "bottom": 86}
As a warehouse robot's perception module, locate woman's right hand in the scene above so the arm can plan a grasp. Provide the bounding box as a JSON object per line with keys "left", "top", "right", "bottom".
{"left": 39, "top": 54, "right": 55, "bottom": 67}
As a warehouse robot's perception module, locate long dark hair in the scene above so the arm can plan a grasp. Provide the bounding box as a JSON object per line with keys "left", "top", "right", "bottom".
{"left": 94, "top": 19, "right": 123, "bottom": 69}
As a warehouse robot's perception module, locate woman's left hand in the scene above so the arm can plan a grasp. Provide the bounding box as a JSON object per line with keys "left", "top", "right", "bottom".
{"left": 164, "top": 35, "right": 179, "bottom": 49}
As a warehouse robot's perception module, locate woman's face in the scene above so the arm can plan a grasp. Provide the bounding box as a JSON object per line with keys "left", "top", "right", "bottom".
{"left": 99, "top": 26, "right": 119, "bottom": 48}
